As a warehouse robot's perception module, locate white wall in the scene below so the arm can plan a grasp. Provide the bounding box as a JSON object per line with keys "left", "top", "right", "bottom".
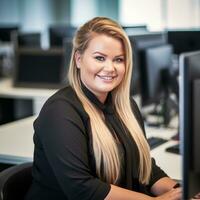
{"left": 71, "top": 0, "right": 97, "bottom": 26}
{"left": 19, "top": 0, "right": 50, "bottom": 32}
{"left": 119, "top": 0, "right": 200, "bottom": 30}
{"left": 119, "top": 0, "right": 163, "bottom": 31}
{"left": 166, "top": 0, "right": 200, "bottom": 28}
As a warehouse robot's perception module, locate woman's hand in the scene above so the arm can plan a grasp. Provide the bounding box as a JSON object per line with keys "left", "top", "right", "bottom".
{"left": 154, "top": 187, "right": 182, "bottom": 200}
{"left": 190, "top": 192, "right": 200, "bottom": 199}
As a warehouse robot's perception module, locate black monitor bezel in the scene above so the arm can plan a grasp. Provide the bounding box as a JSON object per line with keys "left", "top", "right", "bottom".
{"left": 0, "top": 25, "right": 19, "bottom": 42}
{"left": 167, "top": 30, "right": 200, "bottom": 55}
{"left": 49, "top": 25, "right": 76, "bottom": 47}
{"left": 128, "top": 32, "right": 167, "bottom": 96}
{"left": 179, "top": 50, "right": 200, "bottom": 199}
{"left": 17, "top": 32, "right": 41, "bottom": 47}
{"left": 139, "top": 44, "right": 173, "bottom": 106}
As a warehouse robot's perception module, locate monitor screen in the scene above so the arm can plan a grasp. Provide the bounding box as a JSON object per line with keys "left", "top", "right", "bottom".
{"left": 128, "top": 32, "right": 167, "bottom": 95}
{"left": 140, "top": 44, "right": 173, "bottom": 106}
{"left": 0, "top": 26, "right": 19, "bottom": 42}
{"left": 14, "top": 48, "right": 67, "bottom": 89}
{"left": 167, "top": 30, "right": 200, "bottom": 55}
{"left": 17, "top": 32, "right": 41, "bottom": 47}
{"left": 49, "top": 25, "right": 77, "bottom": 47}
{"left": 179, "top": 50, "right": 200, "bottom": 199}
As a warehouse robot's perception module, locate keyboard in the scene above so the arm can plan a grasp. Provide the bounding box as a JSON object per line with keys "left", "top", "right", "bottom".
{"left": 165, "top": 143, "right": 180, "bottom": 154}
{"left": 147, "top": 137, "right": 168, "bottom": 150}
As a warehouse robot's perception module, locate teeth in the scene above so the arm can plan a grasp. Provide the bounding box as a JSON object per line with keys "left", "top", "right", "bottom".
{"left": 101, "top": 76, "right": 113, "bottom": 80}
{"left": 98, "top": 75, "right": 116, "bottom": 80}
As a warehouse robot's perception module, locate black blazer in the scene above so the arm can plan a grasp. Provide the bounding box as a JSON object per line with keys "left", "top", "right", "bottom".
{"left": 25, "top": 85, "right": 167, "bottom": 200}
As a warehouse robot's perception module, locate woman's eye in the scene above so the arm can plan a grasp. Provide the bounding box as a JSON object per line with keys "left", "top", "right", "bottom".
{"left": 95, "top": 56, "right": 105, "bottom": 61}
{"left": 115, "top": 58, "right": 124, "bottom": 63}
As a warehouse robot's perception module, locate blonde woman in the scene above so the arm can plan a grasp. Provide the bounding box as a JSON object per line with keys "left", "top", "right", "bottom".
{"left": 25, "top": 17, "right": 182, "bottom": 200}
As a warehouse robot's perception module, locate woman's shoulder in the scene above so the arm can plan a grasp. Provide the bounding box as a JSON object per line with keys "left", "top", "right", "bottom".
{"left": 34, "top": 86, "right": 89, "bottom": 144}
{"left": 38, "top": 85, "right": 89, "bottom": 122}
{"left": 48, "top": 85, "right": 79, "bottom": 104}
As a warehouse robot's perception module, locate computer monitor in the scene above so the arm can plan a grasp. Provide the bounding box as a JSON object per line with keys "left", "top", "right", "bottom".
{"left": 13, "top": 48, "right": 67, "bottom": 89}
{"left": 0, "top": 25, "right": 19, "bottom": 42}
{"left": 128, "top": 32, "right": 167, "bottom": 95}
{"left": 167, "top": 30, "right": 200, "bottom": 55}
{"left": 179, "top": 51, "right": 200, "bottom": 199}
{"left": 140, "top": 44, "right": 173, "bottom": 106}
{"left": 49, "top": 25, "right": 77, "bottom": 47}
{"left": 15, "top": 32, "right": 41, "bottom": 47}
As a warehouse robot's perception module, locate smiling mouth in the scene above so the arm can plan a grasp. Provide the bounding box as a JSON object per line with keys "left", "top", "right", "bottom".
{"left": 97, "top": 75, "right": 117, "bottom": 80}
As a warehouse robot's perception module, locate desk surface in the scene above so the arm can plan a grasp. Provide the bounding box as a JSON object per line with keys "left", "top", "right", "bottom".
{"left": 0, "top": 78, "right": 57, "bottom": 99}
{"left": 0, "top": 116, "right": 181, "bottom": 180}
{"left": 0, "top": 116, "right": 35, "bottom": 164}
{"left": 146, "top": 126, "right": 181, "bottom": 180}
{"left": 0, "top": 78, "right": 58, "bottom": 114}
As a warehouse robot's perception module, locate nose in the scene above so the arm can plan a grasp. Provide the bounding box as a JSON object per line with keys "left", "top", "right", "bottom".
{"left": 104, "top": 60, "right": 115, "bottom": 72}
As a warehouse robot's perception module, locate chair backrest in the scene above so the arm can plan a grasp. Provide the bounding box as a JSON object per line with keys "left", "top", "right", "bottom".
{"left": 0, "top": 162, "right": 32, "bottom": 200}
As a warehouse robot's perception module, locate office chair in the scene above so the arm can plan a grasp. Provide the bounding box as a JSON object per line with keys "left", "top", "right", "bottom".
{"left": 0, "top": 162, "right": 32, "bottom": 200}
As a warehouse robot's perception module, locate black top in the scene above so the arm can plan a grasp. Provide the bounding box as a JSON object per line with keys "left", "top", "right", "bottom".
{"left": 25, "top": 85, "right": 167, "bottom": 200}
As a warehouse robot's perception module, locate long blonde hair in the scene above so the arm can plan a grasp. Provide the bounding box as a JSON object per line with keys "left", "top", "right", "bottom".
{"left": 68, "top": 17, "right": 151, "bottom": 184}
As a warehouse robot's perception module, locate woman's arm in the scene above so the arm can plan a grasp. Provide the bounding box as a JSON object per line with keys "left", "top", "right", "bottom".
{"left": 150, "top": 176, "right": 178, "bottom": 195}
{"left": 105, "top": 183, "right": 182, "bottom": 200}
{"left": 105, "top": 184, "right": 152, "bottom": 200}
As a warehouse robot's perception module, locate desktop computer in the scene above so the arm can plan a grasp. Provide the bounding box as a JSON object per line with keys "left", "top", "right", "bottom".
{"left": 179, "top": 51, "right": 200, "bottom": 199}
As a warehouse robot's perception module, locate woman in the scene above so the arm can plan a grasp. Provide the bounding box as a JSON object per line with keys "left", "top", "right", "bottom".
{"left": 25, "top": 17, "right": 182, "bottom": 200}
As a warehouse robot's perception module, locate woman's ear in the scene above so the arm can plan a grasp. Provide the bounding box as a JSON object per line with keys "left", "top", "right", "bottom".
{"left": 74, "top": 51, "right": 82, "bottom": 69}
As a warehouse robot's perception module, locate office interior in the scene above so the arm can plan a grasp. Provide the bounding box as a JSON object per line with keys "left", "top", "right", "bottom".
{"left": 0, "top": 0, "right": 200, "bottom": 199}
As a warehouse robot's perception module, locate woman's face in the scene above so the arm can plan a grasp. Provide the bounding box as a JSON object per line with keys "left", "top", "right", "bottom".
{"left": 75, "top": 34, "right": 126, "bottom": 103}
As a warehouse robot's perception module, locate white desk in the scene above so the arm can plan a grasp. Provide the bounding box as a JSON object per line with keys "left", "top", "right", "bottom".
{"left": 146, "top": 126, "right": 181, "bottom": 181}
{"left": 0, "top": 78, "right": 57, "bottom": 114}
{"left": 0, "top": 116, "right": 35, "bottom": 164}
{"left": 0, "top": 116, "right": 181, "bottom": 180}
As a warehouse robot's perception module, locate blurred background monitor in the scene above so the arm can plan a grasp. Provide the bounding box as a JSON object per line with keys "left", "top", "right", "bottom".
{"left": 0, "top": 25, "right": 19, "bottom": 42}
{"left": 129, "top": 32, "right": 167, "bottom": 95}
{"left": 13, "top": 48, "right": 67, "bottom": 89}
{"left": 140, "top": 44, "right": 173, "bottom": 106}
{"left": 0, "top": 98, "right": 33, "bottom": 125}
{"left": 179, "top": 51, "right": 200, "bottom": 199}
{"left": 49, "top": 25, "right": 77, "bottom": 47}
{"left": 140, "top": 44, "right": 175, "bottom": 126}
{"left": 12, "top": 32, "right": 41, "bottom": 48}
{"left": 167, "top": 30, "right": 200, "bottom": 55}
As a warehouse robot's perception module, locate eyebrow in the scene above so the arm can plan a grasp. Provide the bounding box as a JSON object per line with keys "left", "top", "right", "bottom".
{"left": 93, "top": 51, "right": 106, "bottom": 56}
{"left": 93, "top": 51, "right": 125, "bottom": 57}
